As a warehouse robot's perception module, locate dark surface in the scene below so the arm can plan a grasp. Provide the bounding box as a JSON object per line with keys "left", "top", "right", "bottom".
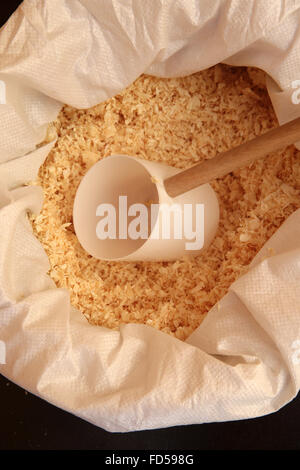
{"left": 0, "top": 375, "right": 300, "bottom": 450}
{"left": 0, "top": 0, "right": 22, "bottom": 29}
{"left": 1, "top": 0, "right": 300, "bottom": 451}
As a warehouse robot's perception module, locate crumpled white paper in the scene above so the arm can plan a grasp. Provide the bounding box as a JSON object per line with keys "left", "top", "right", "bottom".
{"left": 0, "top": 0, "right": 300, "bottom": 432}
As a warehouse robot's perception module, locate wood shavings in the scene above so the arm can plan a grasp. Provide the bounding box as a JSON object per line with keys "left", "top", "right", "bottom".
{"left": 151, "top": 176, "right": 159, "bottom": 184}
{"left": 30, "top": 65, "right": 300, "bottom": 341}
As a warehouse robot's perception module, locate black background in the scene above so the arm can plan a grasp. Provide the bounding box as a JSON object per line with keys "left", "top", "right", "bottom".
{"left": 0, "top": 0, "right": 299, "bottom": 451}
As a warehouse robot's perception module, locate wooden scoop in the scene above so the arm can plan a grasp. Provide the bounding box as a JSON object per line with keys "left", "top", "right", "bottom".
{"left": 164, "top": 117, "right": 300, "bottom": 198}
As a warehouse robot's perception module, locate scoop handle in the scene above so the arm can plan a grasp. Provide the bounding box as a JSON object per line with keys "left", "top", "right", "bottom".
{"left": 164, "top": 117, "right": 300, "bottom": 198}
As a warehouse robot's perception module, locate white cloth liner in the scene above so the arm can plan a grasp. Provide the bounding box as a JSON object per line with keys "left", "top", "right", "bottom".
{"left": 0, "top": 0, "right": 300, "bottom": 432}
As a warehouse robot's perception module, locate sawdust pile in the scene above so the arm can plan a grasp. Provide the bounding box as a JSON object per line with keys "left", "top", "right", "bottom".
{"left": 30, "top": 64, "right": 300, "bottom": 341}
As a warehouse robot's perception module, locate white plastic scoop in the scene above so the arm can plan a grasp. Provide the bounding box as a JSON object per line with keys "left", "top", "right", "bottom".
{"left": 73, "top": 117, "right": 300, "bottom": 262}
{"left": 73, "top": 154, "right": 219, "bottom": 261}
